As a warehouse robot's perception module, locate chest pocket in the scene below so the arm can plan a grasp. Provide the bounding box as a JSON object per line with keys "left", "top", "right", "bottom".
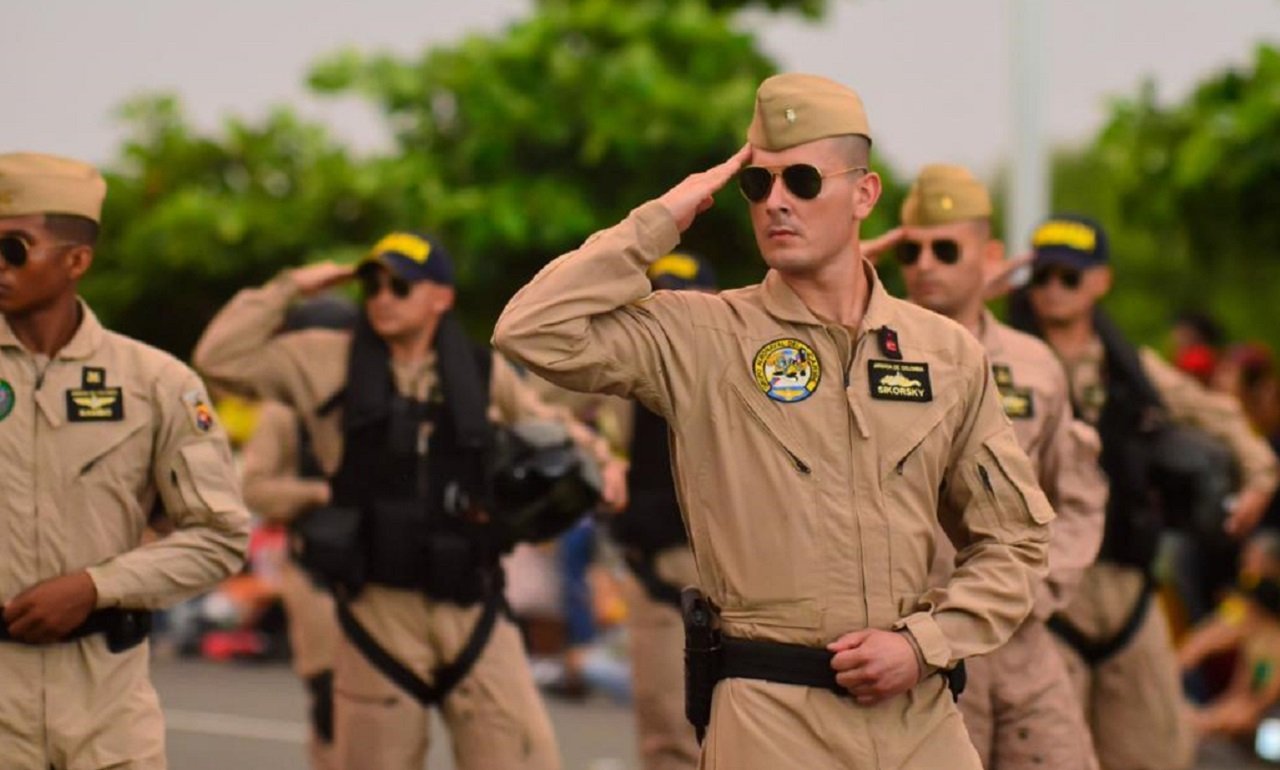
{"left": 725, "top": 378, "right": 812, "bottom": 475}
{"left": 62, "top": 407, "right": 153, "bottom": 488}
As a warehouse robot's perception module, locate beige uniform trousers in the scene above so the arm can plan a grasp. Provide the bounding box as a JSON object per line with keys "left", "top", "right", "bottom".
{"left": 959, "top": 620, "right": 1099, "bottom": 770}
{"left": 1054, "top": 564, "right": 1195, "bottom": 770}
{"left": 332, "top": 586, "right": 559, "bottom": 770}
{"left": 620, "top": 546, "right": 701, "bottom": 770}
{"left": 278, "top": 560, "right": 339, "bottom": 770}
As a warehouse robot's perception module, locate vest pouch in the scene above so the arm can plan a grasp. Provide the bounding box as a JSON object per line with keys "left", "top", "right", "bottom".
{"left": 292, "top": 505, "right": 366, "bottom": 591}
{"left": 366, "top": 498, "right": 431, "bottom": 589}
{"left": 425, "top": 529, "right": 486, "bottom": 605}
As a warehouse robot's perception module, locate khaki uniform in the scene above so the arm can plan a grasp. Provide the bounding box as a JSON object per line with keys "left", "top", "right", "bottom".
{"left": 241, "top": 400, "right": 339, "bottom": 770}
{"left": 494, "top": 202, "right": 1054, "bottom": 769}
{"left": 0, "top": 304, "right": 250, "bottom": 770}
{"left": 1055, "top": 339, "right": 1280, "bottom": 770}
{"left": 938, "top": 312, "right": 1106, "bottom": 770}
{"left": 193, "top": 276, "right": 563, "bottom": 770}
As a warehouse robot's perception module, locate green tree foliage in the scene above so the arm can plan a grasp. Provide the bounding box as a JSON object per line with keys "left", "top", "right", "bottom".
{"left": 86, "top": 0, "right": 898, "bottom": 356}
{"left": 89, "top": 96, "right": 392, "bottom": 355}
{"left": 1051, "top": 43, "right": 1280, "bottom": 349}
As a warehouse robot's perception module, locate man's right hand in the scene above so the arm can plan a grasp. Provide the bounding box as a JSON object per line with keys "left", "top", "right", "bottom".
{"left": 289, "top": 262, "right": 356, "bottom": 296}
{"left": 658, "top": 145, "right": 752, "bottom": 233}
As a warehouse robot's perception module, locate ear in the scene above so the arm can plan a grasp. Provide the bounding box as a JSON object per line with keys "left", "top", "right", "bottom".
{"left": 853, "top": 171, "right": 882, "bottom": 221}
{"left": 434, "top": 286, "right": 457, "bottom": 314}
{"left": 64, "top": 244, "right": 94, "bottom": 282}
{"left": 1092, "top": 265, "right": 1113, "bottom": 298}
{"left": 982, "top": 237, "right": 1005, "bottom": 268}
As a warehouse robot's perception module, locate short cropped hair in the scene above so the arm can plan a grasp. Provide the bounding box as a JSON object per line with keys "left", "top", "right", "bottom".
{"left": 44, "top": 213, "right": 99, "bottom": 247}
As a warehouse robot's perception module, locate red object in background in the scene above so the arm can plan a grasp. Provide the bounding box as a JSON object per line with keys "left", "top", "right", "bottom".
{"left": 201, "top": 629, "right": 267, "bottom": 661}
{"left": 1176, "top": 344, "right": 1218, "bottom": 386}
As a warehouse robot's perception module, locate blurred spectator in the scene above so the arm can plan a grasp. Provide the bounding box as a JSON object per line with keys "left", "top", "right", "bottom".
{"left": 1180, "top": 530, "right": 1280, "bottom": 740}
{"left": 1171, "top": 310, "right": 1226, "bottom": 386}
{"left": 1215, "top": 343, "right": 1280, "bottom": 533}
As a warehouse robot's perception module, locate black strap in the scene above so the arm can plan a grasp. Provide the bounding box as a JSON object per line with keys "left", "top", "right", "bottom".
{"left": 1047, "top": 582, "right": 1154, "bottom": 666}
{"left": 335, "top": 591, "right": 505, "bottom": 708}
{"left": 624, "top": 551, "right": 683, "bottom": 610}
{"left": 719, "top": 637, "right": 846, "bottom": 696}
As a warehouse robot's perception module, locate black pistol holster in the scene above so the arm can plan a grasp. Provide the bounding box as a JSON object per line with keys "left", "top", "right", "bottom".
{"left": 681, "top": 587, "right": 720, "bottom": 744}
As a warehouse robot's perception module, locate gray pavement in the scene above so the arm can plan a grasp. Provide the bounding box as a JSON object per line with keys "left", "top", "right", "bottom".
{"left": 155, "top": 658, "right": 1266, "bottom": 769}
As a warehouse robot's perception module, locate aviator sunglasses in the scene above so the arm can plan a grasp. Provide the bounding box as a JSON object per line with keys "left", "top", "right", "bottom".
{"left": 1030, "top": 264, "right": 1083, "bottom": 290}
{"left": 738, "top": 164, "right": 868, "bottom": 203}
{"left": 359, "top": 269, "right": 413, "bottom": 299}
{"left": 895, "top": 239, "right": 961, "bottom": 267}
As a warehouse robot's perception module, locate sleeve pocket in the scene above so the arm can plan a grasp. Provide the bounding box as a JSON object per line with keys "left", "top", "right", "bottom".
{"left": 175, "top": 441, "right": 244, "bottom": 516}
{"left": 978, "top": 430, "right": 1056, "bottom": 526}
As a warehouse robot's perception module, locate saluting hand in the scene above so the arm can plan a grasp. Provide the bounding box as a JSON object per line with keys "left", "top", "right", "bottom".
{"left": 860, "top": 227, "right": 906, "bottom": 265}
{"left": 658, "top": 145, "right": 753, "bottom": 233}
{"left": 289, "top": 261, "right": 356, "bottom": 296}
{"left": 3, "top": 571, "right": 98, "bottom": 644}
{"left": 983, "top": 253, "right": 1034, "bottom": 302}
{"left": 828, "top": 628, "right": 922, "bottom": 706}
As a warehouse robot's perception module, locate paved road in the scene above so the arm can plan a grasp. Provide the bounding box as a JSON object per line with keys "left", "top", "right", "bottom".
{"left": 155, "top": 658, "right": 1268, "bottom": 769}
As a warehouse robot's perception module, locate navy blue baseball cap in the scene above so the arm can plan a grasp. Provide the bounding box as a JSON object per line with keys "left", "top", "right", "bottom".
{"left": 1031, "top": 215, "right": 1109, "bottom": 270}
{"left": 357, "top": 231, "right": 455, "bottom": 287}
{"left": 647, "top": 252, "right": 717, "bottom": 291}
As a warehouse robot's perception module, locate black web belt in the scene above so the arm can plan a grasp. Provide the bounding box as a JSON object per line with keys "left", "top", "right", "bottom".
{"left": 623, "top": 551, "right": 683, "bottom": 610}
{"left": 336, "top": 590, "right": 506, "bottom": 708}
{"left": 0, "top": 608, "right": 152, "bottom": 653}
{"left": 718, "top": 636, "right": 966, "bottom": 700}
{"left": 719, "top": 637, "right": 847, "bottom": 695}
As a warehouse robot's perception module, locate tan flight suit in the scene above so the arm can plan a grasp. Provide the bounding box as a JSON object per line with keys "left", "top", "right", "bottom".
{"left": 493, "top": 201, "right": 1054, "bottom": 770}
{"left": 1054, "top": 339, "right": 1280, "bottom": 770}
{"left": 193, "top": 275, "right": 571, "bottom": 770}
{"left": 0, "top": 303, "right": 251, "bottom": 770}
{"left": 241, "top": 400, "right": 339, "bottom": 770}
{"left": 939, "top": 312, "right": 1106, "bottom": 770}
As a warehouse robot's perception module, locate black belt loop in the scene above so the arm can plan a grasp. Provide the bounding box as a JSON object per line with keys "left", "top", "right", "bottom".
{"left": 336, "top": 590, "right": 507, "bottom": 708}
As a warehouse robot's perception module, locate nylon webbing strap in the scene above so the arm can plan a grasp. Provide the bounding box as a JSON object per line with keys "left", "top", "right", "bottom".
{"left": 1047, "top": 581, "right": 1154, "bottom": 667}
{"left": 336, "top": 592, "right": 504, "bottom": 708}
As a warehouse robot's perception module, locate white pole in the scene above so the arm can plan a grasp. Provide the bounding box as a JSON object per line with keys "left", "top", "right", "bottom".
{"left": 1008, "top": 0, "right": 1048, "bottom": 262}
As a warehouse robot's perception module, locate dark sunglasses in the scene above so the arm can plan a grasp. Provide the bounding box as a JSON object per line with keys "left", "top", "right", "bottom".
{"left": 895, "top": 239, "right": 961, "bottom": 267}
{"left": 0, "top": 235, "right": 32, "bottom": 268}
{"left": 1030, "top": 265, "right": 1083, "bottom": 290}
{"left": 359, "top": 270, "right": 412, "bottom": 299}
{"left": 738, "top": 164, "right": 868, "bottom": 203}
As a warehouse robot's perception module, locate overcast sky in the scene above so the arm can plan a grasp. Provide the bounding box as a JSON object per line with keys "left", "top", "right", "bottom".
{"left": 5, "top": 0, "right": 1278, "bottom": 181}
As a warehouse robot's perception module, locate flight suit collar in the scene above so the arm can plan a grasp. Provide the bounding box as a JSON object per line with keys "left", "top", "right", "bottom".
{"left": 761, "top": 259, "right": 897, "bottom": 338}
{"left": 0, "top": 298, "right": 104, "bottom": 359}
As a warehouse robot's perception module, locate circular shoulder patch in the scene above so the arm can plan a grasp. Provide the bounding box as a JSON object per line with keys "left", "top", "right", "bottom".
{"left": 753, "top": 339, "right": 822, "bottom": 403}
{"left": 0, "top": 379, "right": 13, "bottom": 422}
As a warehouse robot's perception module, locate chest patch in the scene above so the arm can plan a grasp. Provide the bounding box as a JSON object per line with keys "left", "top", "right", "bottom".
{"left": 0, "top": 379, "right": 13, "bottom": 422}
{"left": 66, "top": 387, "right": 124, "bottom": 422}
{"left": 753, "top": 338, "right": 822, "bottom": 403}
{"left": 868, "top": 360, "right": 932, "bottom": 403}
{"left": 1000, "top": 387, "right": 1035, "bottom": 419}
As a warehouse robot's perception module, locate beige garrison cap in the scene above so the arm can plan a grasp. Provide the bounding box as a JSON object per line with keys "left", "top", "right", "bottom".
{"left": 900, "top": 164, "right": 992, "bottom": 226}
{"left": 747, "top": 73, "right": 872, "bottom": 151}
{"left": 0, "top": 152, "right": 107, "bottom": 223}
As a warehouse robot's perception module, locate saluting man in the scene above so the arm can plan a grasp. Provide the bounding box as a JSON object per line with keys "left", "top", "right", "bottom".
{"left": 494, "top": 74, "right": 1053, "bottom": 769}
{"left": 0, "top": 152, "right": 251, "bottom": 769}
